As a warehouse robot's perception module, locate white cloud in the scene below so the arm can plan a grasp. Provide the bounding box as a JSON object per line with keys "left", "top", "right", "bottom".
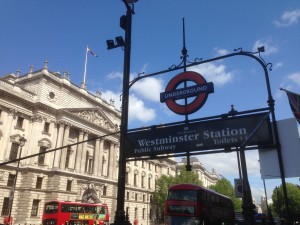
{"left": 274, "top": 9, "right": 300, "bottom": 27}
{"left": 287, "top": 72, "right": 300, "bottom": 87}
{"left": 214, "top": 47, "right": 230, "bottom": 56}
{"left": 106, "top": 71, "right": 123, "bottom": 80}
{"left": 197, "top": 151, "right": 260, "bottom": 178}
{"left": 131, "top": 77, "right": 164, "bottom": 102}
{"left": 100, "top": 90, "right": 156, "bottom": 123}
{"left": 128, "top": 94, "right": 156, "bottom": 123}
{"left": 273, "top": 62, "right": 283, "bottom": 70}
{"left": 189, "top": 62, "right": 235, "bottom": 86}
{"left": 197, "top": 152, "right": 240, "bottom": 176}
{"left": 253, "top": 38, "right": 278, "bottom": 55}
{"left": 277, "top": 71, "right": 300, "bottom": 99}
{"left": 100, "top": 90, "right": 122, "bottom": 109}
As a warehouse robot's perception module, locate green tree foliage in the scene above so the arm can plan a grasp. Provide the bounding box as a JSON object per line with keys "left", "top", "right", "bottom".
{"left": 271, "top": 183, "right": 300, "bottom": 222}
{"left": 153, "top": 174, "right": 175, "bottom": 216}
{"left": 209, "top": 177, "right": 242, "bottom": 211}
{"left": 174, "top": 167, "right": 203, "bottom": 185}
{"left": 152, "top": 165, "right": 203, "bottom": 218}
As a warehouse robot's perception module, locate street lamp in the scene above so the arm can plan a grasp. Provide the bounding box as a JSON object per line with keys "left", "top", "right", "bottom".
{"left": 7, "top": 136, "right": 27, "bottom": 225}
{"left": 107, "top": 1, "right": 137, "bottom": 224}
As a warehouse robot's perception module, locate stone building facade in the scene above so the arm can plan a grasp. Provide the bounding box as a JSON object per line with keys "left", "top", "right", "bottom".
{"left": 0, "top": 64, "right": 219, "bottom": 225}
{"left": 176, "top": 157, "right": 220, "bottom": 187}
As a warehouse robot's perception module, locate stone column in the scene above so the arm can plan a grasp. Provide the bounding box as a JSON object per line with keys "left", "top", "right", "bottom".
{"left": 1, "top": 109, "right": 15, "bottom": 160}
{"left": 112, "top": 143, "right": 119, "bottom": 180}
{"left": 28, "top": 115, "right": 43, "bottom": 165}
{"left": 59, "top": 125, "right": 70, "bottom": 169}
{"left": 93, "top": 138, "right": 100, "bottom": 175}
{"left": 108, "top": 141, "right": 115, "bottom": 179}
{"left": 80, "top": 132, "right": 89, "bottom": 173}
{"left": 53, "top": 123, "right": 65, "bottom": 168}
{"left": 75, "top": 130, "right": 84, "bottom": 172}
{"left": 97, "top": 138, "right": 104, "bottom": 176}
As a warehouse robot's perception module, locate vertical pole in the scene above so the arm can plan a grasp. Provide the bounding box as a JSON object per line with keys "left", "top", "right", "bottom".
{"left": 263, "top": 179, "right": 269, "bottom": 216}
{"left": 236, "top": 150, "right": 242, "bottom": 179}
{"left": 240, "top": 148, "right": 256, "bottom": 225}
{"left": 112, "top": 1, "right": 133, "bottom": 225}
{"left": 260, "top": 56, "right": 290, "bottom": 224}
{"left": 82, "top": 46, "right": 88, "bottom": 89}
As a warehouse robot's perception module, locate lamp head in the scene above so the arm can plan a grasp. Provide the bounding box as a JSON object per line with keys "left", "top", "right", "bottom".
{"left": 106, "top": 40, "right": 115, "bottom": 50}
{"left": 115, "top": 36, "right": 125, "bottom": 46}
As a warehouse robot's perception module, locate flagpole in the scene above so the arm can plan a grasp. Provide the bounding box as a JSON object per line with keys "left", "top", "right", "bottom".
{"left": 82, "top": 46, "right": 88, "bottom": 89}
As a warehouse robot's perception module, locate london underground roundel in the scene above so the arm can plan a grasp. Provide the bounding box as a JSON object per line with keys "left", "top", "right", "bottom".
{"left": 160, "top": 71, "right": 214, "bottom": 115}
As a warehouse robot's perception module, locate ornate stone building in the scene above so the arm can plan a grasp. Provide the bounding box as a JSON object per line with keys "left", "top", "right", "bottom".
{"left": 0, "top": 64, "right": 219, "bottom": 225}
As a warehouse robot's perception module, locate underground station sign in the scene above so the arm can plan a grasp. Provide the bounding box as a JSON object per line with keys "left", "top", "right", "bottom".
{"left": 160, "top": 71, "right": 214, "bottom": 115}
{"left": 125, "top": 112, "right": 273, "bottom": 158}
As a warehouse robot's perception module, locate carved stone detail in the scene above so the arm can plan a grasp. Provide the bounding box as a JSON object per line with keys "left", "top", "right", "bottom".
{"left": 74, "top": 111, "right": 113, "bottom": 130}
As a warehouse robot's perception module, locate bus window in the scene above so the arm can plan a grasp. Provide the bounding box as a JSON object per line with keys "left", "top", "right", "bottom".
{"left": 45, "top": 203, "right": 59, "bottom": 214}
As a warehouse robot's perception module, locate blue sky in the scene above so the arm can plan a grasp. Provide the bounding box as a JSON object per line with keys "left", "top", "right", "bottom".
{"left": 1, "top": 1, "right": 300, "bottom": 204}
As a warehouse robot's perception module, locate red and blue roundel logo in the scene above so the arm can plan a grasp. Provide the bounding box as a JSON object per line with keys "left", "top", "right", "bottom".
{"left": 160, "top": 71, "right": 214, "bottom": 115}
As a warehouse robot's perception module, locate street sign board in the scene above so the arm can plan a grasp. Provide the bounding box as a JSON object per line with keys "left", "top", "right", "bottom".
{"left": 234, "top": 178, "right": 243, "bottom": 198}
{"left": 125, "top": 112, "right": 273, "bottom": 158}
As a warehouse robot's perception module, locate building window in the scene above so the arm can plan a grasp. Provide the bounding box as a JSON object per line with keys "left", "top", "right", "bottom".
{"left": 31, "top": 199, "right": 40, "bottom": 216}
{"left": 142, "top": 161, "right": 145, "bottom": 168}
{"left": 16, "top": 116, "right": 24, "bottom": 128}
{"left": 38, "top": 146, "right": 46, "bottom": 165}
{"left": 1, "top": 197, "right": 9, "bottom": 215}
{"left": 149, "top": 208, "right": 152, "bottom": 220}
{"left": 141, "top": 175, "right": 145, "bottom": 188}
{"left": 148, "top": 162, "right": 151, "bottom": 170}
{"left": 66, "top": 180, "right": 72, "bottom": 191}
{"left": 85, "top": 152, "right": 93, "bottom": 173}
{"left": 148, "top": 177, "right": 151, "bottom": 189}
{"left": 65, "top": 147, "right": 72, "bottom": 169}
{"left": 102, "top": 186, "right": 107, "bottom": 196}
{"left": 135, "top": 193, "right": 138, "bottom": 201}
{"left": 36, "top": 177, "right": 43, "bottom": 189}
{"left": 134, "top": 174, "right": 137, "bottom": 187}
{"left": 43, "top": 122, "right": 50, "bottom": 133}
{"left": 143, "top": 194, "right": 145, "bottom": 202}
{"left": 126, "top": 207, "right": 129, "bottom": 217}
{"left": 7, "top": 174, "right": 15, "bottom": 187}
{"left": 142, "top": 208, "right": 145, "bottom": 219}
{"left": 125, "top": 172, "right": 129, "bottom": 184}
{"left": 9, "top": 143, "right": 19, "bottom": 161}
{"left": 134, "top": 207, "right": 138, "bottom": 219}
{"left": 127, "top": 191, "right": 129, "bottom": 200}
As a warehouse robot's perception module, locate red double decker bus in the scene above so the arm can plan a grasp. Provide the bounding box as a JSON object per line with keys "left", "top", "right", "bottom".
{"left": 42, "top": 201, "right": 109, "bottom": 225}
{"left": 164, "top": 184, "right": 234, "bottom": 225}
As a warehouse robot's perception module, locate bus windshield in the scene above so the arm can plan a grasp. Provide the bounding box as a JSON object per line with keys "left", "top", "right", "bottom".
{"left": 167, "top": 190, "right": 197, "bottom": 201}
